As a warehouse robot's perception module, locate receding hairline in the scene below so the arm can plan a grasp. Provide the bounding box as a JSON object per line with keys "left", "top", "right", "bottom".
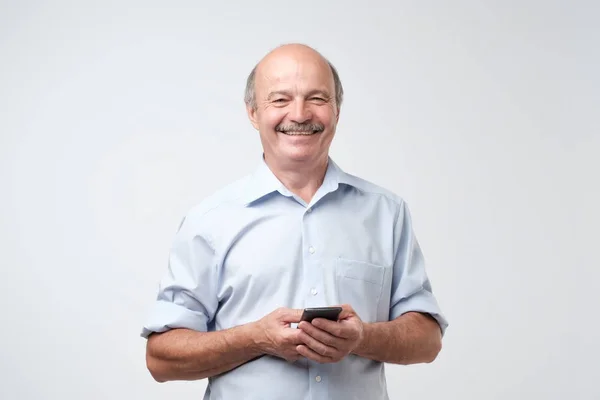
{"left": 244, "top": 44, "right": 344, "bottom": 110}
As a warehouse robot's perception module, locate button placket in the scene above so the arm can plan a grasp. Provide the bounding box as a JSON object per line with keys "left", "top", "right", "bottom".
{"left": 302, "top": 204, "right": 323, "bottom": 310}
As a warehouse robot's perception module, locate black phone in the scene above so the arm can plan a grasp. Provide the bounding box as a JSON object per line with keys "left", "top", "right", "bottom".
{"left": 300, "top": 306, "right": 342, "bottom": 323}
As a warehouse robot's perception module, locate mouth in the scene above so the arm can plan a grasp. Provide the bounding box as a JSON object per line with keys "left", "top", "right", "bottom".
{"left": 276, "top": 123, "right": 324, "bottom": 136}
{"left": 281, "top": 130, "right": 320, "bottom": 136}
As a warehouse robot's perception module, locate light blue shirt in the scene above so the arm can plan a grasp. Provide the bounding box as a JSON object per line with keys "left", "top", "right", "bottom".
{"left": 141, "top": 157, "right": 448, "bottom": 400}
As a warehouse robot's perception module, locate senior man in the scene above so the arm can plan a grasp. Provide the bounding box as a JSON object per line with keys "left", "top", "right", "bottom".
{"left": 141, "top": 43, "right": 448, "bottom": 400}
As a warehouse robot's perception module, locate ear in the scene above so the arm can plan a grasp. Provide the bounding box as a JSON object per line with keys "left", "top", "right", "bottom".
{"left": 335, "top": 105, "right": 341, "bottom": 123}
{"left": 246, "top": 104, "right": 259, "bottom": 130}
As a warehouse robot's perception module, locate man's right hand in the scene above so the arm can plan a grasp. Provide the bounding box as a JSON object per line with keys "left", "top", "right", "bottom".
{"left": 253, "top": 307, "right": 303, "bottom": 362}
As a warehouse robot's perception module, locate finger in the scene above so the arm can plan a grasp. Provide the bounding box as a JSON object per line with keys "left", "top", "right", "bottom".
{"left": 298, "top": 329, "right": 337, "bottom": 358}
{"left": 311, "top": 318, "right": 352, "bottom": 339}
{"left": 298, "top": 321, "right": 341, "bottom": 349}
{"left": 286, "top": 328, "right": 308, "bottom": 346}
{"left": 296, "top": 344, "right": 334, "bottom": 364}
{"left": 338, "top": 304, "right": 356, "bottom": 320}
{"left": 278, "top": 307, "right": 303, "bottom": 323}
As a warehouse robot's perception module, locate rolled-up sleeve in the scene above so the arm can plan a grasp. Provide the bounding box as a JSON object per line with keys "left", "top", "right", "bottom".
{"left": 389, "top": 202, "right": 449, "bottom": 336}
{"left": 141, "top": 212, "right": 218, "bottom": 339}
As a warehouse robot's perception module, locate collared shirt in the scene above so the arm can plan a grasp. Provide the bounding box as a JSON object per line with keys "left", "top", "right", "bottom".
{"left": 141, "top": 157, "right": 448, "bottom": 400}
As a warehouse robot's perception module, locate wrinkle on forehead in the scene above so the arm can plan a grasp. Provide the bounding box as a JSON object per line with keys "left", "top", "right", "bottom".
{"left": 255, "top": 45, "right": 335, "bottom": 100}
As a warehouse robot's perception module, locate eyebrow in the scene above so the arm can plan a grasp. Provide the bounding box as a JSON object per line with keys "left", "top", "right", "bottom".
{"left": 267, "top": 90, "right": 292, "bottom": 100}
{"left": 266, "top": 89, "right": 332, "bottom": 100}
{"left": 306, "top": 89, "right": 331, "bottom": 99}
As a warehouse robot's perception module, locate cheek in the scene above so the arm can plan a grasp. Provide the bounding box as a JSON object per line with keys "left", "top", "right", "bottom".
{"left": 314, "top": 107, "right": 336, "bottom": 127}
{"left": 260, "top": 108, "right": 286, "bottom": 129}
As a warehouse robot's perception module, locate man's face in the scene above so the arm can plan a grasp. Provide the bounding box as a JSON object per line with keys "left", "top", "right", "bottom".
{"left": 247, "top": 49, "right": 339, "bottom": 166}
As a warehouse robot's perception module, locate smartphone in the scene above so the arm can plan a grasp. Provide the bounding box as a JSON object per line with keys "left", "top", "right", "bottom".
{"left": 300, "top": 306, "right": 342, "bottom": 323}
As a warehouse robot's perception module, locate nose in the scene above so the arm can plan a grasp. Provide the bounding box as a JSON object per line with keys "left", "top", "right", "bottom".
{"left": 289, "top": 99, "right": 312, "bottom": 124}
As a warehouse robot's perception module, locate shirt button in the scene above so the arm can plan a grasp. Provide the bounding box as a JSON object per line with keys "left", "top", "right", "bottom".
{"left": 308, "top": 246, "right": 315, "bottom": 254}
{"left": 310, "top": 288, "right": 318, "bottom": 296}
{"left": 307, "top": 208, "right": 312, "bottom": 213}
{"left": 315, "top": 375, "right": 322, "bottom": 382}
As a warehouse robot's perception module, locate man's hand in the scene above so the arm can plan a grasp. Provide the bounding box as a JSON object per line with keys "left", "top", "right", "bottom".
{"left": 253, "top": 307, "right": 304, "bottom": 362}
{"left": 296, "top": 304, "right": 364, "bottom": 363}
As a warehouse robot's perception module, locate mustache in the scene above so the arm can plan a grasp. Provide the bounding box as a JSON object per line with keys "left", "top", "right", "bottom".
{"left": 276, "top": 123, "right": 324, "bottom": 133}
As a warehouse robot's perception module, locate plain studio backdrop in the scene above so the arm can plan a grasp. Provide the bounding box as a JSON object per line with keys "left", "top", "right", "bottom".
{"left": 1, "top": 1, "right": 599, "bottom": 399}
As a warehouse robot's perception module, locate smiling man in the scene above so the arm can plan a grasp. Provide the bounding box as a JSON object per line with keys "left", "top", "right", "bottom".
{"left": 141, "top": 43, "right": 448, "bottom": 400}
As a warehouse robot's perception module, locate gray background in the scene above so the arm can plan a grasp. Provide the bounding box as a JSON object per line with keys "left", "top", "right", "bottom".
{"left": 1, "top": 1, "right": 599, "bottom": 399}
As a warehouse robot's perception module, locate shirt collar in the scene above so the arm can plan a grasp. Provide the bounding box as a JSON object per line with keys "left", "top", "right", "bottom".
{"left": 242, "top": 155, "right": 350, "bottom": 206}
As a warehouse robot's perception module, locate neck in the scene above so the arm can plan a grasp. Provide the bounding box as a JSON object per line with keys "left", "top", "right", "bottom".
{"left": 264, "top": 154, "right": 329, "bottom": 204}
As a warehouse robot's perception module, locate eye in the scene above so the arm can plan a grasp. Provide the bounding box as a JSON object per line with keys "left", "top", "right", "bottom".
{"left": 310, "top": 97, "right": 327, "bottom": 102}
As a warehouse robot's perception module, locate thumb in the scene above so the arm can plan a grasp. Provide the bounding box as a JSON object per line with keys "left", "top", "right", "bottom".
{"left": 338, "top": 304, "right": 356, "bottom": 320}
{"left": 280, "top": 308, "right": 303, "bottom": 323}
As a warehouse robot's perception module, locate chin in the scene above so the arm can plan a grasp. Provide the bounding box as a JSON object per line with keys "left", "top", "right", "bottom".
{"left": 279, "top": 147, "right": 319, "bottom": 163}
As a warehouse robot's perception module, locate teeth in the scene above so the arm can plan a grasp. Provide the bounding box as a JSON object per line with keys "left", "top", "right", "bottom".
{"left": 283, "top": 131, "right": 315, "bottom": 135}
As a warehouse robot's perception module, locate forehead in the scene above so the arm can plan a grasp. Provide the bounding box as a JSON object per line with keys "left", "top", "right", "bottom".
{"left": 256, "top": 53, "right": 334, "bottom": 95}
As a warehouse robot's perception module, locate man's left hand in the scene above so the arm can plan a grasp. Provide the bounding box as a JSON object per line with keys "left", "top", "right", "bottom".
{"left": 296, "top": 304, "right": 364, "bottom": 363}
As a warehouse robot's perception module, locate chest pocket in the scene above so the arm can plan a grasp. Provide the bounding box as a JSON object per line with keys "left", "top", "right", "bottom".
{"left": 335, "top": 258, "right": 386, "bottom": 323}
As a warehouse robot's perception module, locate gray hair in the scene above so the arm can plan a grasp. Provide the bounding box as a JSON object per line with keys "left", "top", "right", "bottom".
{"left": 244, "top": 60, "right": 344, "bottom": 110}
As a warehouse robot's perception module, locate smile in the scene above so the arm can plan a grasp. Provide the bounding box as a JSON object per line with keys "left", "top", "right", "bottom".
{"left": 281, "top": 130, "right": 319, "bottom": 136}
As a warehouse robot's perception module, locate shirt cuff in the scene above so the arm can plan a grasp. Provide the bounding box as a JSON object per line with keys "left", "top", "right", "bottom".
{"left": 389, "top": 289, "right": 449, "bottom": 336}
{"left": 140, "top": 300, "right": 209, "bottom": 339}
